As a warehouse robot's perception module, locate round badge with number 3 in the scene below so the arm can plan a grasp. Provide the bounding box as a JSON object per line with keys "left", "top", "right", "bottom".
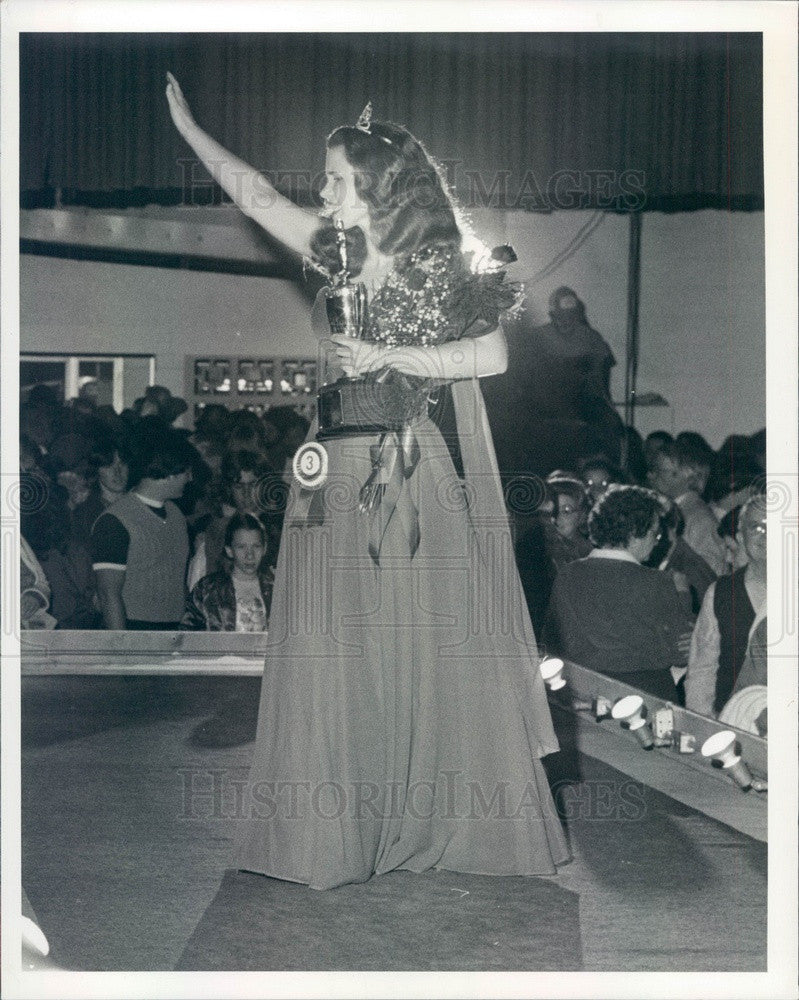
{"left": 292, "top": 441, "right": 329, "bottom": 490}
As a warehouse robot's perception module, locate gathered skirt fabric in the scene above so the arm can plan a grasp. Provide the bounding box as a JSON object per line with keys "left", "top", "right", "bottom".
{"left": 235, "top": 414, "right": 569, "bottom": 889}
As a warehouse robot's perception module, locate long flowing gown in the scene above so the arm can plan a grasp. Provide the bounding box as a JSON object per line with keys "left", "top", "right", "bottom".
{"left": 235, "top": 289, "right": 570, "bottom": 891}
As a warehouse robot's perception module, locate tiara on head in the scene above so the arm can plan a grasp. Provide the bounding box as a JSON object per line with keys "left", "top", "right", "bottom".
{"left": 354, "top": 101, "right": 393, "bottom": 146}
{"left": 355, "top": 101, "right": 373, "bottom": 133}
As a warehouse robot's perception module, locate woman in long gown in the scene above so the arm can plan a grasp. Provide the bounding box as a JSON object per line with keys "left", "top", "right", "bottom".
{"left": 166, "top": 75, "right": 569, "bottom": 890}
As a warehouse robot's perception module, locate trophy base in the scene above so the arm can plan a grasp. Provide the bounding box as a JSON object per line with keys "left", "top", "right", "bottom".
{"left": 317, "top": 377, "right": 406, "bottom": 439}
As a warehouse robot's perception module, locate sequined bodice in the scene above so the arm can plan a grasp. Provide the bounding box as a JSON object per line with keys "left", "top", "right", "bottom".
{"left": 367, "top": 243, "right": 469, "bottom": 347}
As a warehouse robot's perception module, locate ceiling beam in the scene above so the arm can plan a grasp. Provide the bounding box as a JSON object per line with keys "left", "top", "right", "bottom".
{"left": 20, "top": 207, "right": 290, "bottom": 272}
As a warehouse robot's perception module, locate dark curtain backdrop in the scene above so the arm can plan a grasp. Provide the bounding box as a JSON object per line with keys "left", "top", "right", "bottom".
{"left": 20, "top": 32, "right": 763, "bottom": 210}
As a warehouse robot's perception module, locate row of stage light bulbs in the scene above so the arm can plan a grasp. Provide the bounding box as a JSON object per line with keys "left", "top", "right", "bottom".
{"left": 539, "top": 657, "right": 767, "bottom": 793}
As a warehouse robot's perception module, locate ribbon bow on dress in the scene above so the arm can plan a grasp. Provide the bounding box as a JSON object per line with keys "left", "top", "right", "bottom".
{"left": 360, "top": 426, "right": 421, "bottom": 565}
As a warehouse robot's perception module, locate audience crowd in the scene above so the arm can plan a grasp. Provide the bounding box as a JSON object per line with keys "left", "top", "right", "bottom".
{"left": 18, "top": 381, "right": 767, "bottom": 728}
{"left": 514, "top": 425, "right": 767, "bottom": 724}
{"left": 19, "top": 386, "right": 306, "bottom": 636}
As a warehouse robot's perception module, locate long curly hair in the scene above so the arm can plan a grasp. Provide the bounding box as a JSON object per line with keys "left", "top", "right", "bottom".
{"left": 310, "top": 119, "right": 462, "bottom": 277}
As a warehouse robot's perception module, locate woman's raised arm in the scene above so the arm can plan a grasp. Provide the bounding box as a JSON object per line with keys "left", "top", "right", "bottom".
{"left": 165, "top": 73, "right": 320, "bottom": 259}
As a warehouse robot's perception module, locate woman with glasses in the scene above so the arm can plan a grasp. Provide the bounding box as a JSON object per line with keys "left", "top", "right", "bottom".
{"left": 514, "top": 475, "right": 591, "bottom": 635}
{"left": 544, "top": 476, "right": 593, "bottom": 571}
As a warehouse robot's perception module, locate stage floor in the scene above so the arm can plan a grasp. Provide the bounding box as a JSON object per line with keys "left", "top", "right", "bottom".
{"left": 20, "top": 675, "right": 766, "bottom": 972}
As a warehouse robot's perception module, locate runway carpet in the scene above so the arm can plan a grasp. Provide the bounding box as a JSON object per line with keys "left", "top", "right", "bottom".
{"left": 176, "top": 868, "right": 581, "bottom": 971}
{"left": 21, "top": 677, "right": 766, "bottom": 972}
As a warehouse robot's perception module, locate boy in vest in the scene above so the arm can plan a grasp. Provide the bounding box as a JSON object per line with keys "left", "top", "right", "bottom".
{"left": 91, "top": 417, "right": 192, "bottom": 629}
{"left": 684, "top": 495, "right": 767, "bottom": 716}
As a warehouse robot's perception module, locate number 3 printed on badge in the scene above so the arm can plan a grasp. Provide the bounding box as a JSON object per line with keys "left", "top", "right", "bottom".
{"left": 293, "top": 441, "right": 329, "bottom": 490}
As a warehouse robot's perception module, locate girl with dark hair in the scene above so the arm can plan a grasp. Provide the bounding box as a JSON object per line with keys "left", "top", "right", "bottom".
{"left": 310, "top": 117, "right": 462, "bottom": 273}
{"left": 187, "top": 450, "right": 280, "bottom": 588}
{"left": 167, "top": 78, "right": 567, "bottom": 889}
{"left": 70, "top": 433, "right": 129, "bottom": 552}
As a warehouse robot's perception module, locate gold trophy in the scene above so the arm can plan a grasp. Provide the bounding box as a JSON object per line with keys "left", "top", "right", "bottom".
{"left": 317, "top": 219, "right": 392, "bottom": 438}
{"left": 324, "top": 220, "right": 368, "bottom": 345}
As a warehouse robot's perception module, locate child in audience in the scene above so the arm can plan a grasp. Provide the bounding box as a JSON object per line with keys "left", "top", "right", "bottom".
{"left": 182, "top": 513, "right": 274, "bottom": 632}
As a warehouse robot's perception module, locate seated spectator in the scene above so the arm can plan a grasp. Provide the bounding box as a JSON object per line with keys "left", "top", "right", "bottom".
{"left": 91, "top": 417, "right": 192, "bottom": 630}
{"left": 70, "top": 434, "right": 130, "bottom": 552}
{"left": 685, "top": 495, "right": 767, "bottom": 716}
{"left": 578, "top": 455, "right": 624, "bottom": 506}
{"left": 543, "top": 475, "right": 593, "bottom": 572}
{"left": 542, "top": 484, "right": 693, "bottom": 700}
{"left": 182, "top": 514, "right": 274, "bottom": 631}
{"left": 648, "top": 437, "right": 726, "bottom": 575}
{"left": 643, "top": 496, "right": 716, "bottom": 614}
{"left": 514, "top": 474, "right": 591, "bottom": 634}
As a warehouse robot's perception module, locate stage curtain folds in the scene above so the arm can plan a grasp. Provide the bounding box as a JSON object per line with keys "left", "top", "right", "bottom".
{"left": 19, "top": 32, "right": 763, "bottom": 209}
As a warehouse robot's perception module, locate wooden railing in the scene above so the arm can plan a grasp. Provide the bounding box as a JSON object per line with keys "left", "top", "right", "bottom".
{"left": 20, "top": 630, "right": 268, "bottom": 676}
